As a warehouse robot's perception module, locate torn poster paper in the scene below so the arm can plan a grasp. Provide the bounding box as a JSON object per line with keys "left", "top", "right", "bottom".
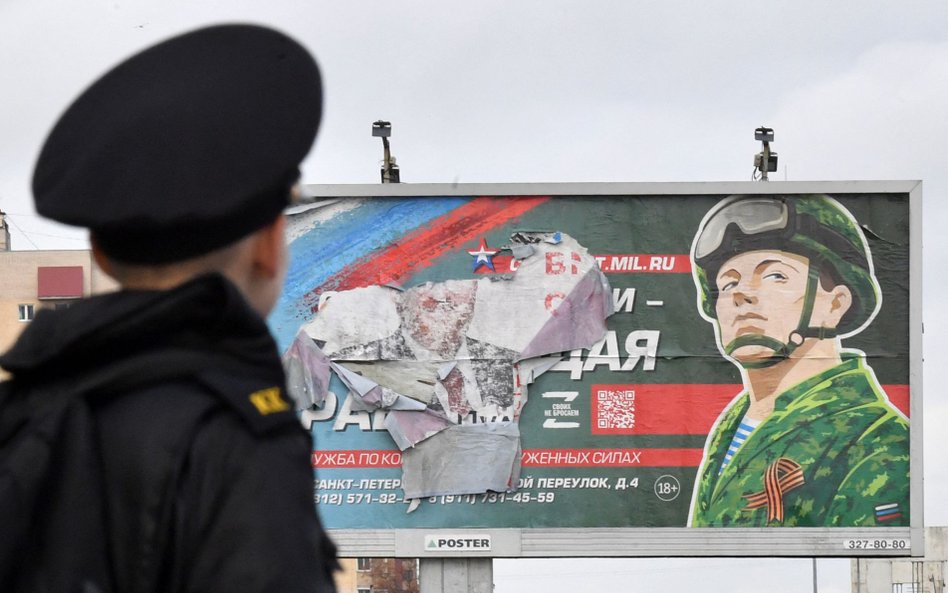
{"left": 282, "top": 328, "right": 331, "bottom": 409}
{"left": 400, "top": 422, "right": 522, "bottom": 499}
{"left": 290, "top": 232, "right": 613, "bottom": 500}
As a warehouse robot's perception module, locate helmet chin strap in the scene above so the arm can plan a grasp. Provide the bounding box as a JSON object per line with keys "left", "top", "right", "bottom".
{"left": 723, "top": 262, "right": 837, "bottom": 369}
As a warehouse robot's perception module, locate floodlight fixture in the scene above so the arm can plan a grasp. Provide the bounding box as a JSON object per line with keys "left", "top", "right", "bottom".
{"left": 372, "top": 120, "right": 400, "bottom": 183}
{"left": 372, "top": 120, "right": 392, "bottom": 138}
{"left": 753, "top": 126, "right": 778, "bottom": 181}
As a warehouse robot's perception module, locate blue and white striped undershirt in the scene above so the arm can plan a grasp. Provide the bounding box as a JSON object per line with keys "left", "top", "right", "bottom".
{"left": 718, "top": 415, "right": 761, "bottom": 475}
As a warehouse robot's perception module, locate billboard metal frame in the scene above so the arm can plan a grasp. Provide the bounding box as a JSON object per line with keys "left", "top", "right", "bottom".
{"left": 295, "top": 180, "right": 923, "bottom": 558}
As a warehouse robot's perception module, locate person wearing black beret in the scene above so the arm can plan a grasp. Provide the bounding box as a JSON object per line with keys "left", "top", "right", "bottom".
{"left": 0, "top": 24, "right": 338, "bottom": 592}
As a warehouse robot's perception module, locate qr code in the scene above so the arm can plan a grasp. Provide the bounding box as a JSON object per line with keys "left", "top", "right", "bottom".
{"left": 595, "top": 389, "right": 635, "bottom": 432}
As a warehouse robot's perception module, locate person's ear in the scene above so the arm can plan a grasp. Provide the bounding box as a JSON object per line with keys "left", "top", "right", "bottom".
{"left": 90, "top": 234, "right": 116, "bottom": 277}
{"left": 250, "top": 215, "right": 286, "bottom": 278}
{"left": 818, "top": 284, "right": 852, "bottom": 328}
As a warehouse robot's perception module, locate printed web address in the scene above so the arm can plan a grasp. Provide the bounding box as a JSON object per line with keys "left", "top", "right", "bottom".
{"left": 311, "top": 448, "right": 703, "bottom": 469}
{"left": 481, "top": 254, "right": 692, "bottom": 274}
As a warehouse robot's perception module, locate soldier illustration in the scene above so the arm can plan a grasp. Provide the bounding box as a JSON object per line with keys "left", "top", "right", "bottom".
{"left": 688, "top": 194, "right": 909, "bottom": 526}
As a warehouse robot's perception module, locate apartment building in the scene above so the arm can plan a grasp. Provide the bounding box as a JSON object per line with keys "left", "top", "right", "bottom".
{"left": 337, "top": 558, "right": 419, "bottom": 593}
{"left": 0, "top": 211, "right": 117, "bottom": 358}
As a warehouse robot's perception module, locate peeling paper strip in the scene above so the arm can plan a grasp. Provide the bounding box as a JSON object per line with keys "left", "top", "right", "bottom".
{"left": 384, "top": 408, "right": 455, "bottom": 451}
{"left": 282, "top": 329, "right": 331, "bottom": 408}
{"left": 332, "top": 363, "right": 427, "bottom": 412}
{"left": 330, "top": 362, "right": 378, "bottom": 397}
{"left": 338, "top": 360, "right": 441, "bottom": 404}
{"left": 517, "top": 355, "right": 563, "bottom": 385}
{"left": 510, "top": 244, "right": 535, "bottom": 259}
{"left": 518, "top": 268, "right": 614, "bottom": 361}
{"left": 344, "top": 392, "right": 374, "bottom": 412}
{"left": 400, "top": 422, "right": 521, "bottom": 499}
{"left": 380, "top": 387, "right": 428, "bottom": 411}
{"left": 437, "top": 361, "right": 457, "bottom": 381}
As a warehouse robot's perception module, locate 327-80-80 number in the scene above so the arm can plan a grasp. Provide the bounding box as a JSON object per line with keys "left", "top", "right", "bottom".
{"left": 844, "top": 539, "right": 910, "bottom": 551}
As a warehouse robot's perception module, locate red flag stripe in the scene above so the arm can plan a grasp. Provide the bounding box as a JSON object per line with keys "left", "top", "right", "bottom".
{"left": 307, "top": 196, "right": 551, "bottom": 307}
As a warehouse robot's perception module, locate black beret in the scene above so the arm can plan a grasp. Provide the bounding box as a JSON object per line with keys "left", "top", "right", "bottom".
{"left": 32, "top": 24, "right": 322, "bottom": 263}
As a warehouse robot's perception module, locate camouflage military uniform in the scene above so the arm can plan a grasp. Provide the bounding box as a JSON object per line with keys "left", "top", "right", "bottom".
{"left": 690, "top": 356, "right": 909, "bottom": 527}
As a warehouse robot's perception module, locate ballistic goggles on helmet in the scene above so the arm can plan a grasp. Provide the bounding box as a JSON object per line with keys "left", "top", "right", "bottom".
{"left": 694, "top": 198, "right": 789, "bottom": 262}
{"left": 694, "top": 197, "right": 868, "bottom": 274}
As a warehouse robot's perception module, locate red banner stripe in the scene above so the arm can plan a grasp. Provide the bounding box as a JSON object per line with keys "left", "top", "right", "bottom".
{"left": 311, "top": 450, "right": 402, "bottom": 468}
{"left": 311, "top": 448, "right": 705, "bottom": 468}
{"left": 591, "top": 384, "right": 737, "bottom": 436}
{"left": 591, "top": 383, "right": 910, "bottom": 437}
{"left": 521, "top": 448, "right": 703, "bottom": 467}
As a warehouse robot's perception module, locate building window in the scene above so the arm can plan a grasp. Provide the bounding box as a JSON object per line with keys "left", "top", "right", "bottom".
{"left": 18, "top": 304, "right": 34, "bottom": 322}
{"left": 357, "top": 589, "right": 371, "bottom": 593}
{"left": 357, "top": 558, "right": 371, "bottom": 571}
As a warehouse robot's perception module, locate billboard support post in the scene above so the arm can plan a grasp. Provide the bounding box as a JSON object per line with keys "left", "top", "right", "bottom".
{"left": 813, "top": 558, "right": 818, "bottom": 593}
{"left": 419, "top": 558, "right": 492, "bottom": 593}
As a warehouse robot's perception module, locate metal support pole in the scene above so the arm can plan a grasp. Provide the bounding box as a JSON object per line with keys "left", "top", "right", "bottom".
{"left": 419, "top": 558, "right": 493, "bottom": 593}
{"left": 812, "top": 557, "right": 818, "bottom": 593}
{"left": 382, "top": 136, "right": 392, "bottom": 184}
{"left": 761, "top": 141, "right": 771, "bottom": 181}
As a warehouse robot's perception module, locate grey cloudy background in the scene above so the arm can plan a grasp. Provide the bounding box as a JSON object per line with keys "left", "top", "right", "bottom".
{"left": 2, "top": 2, "right": 946, "bottom": 591}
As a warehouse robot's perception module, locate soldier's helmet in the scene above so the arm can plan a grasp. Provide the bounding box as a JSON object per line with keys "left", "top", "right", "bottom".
{"left": 691, "top": 194, "right": 881, "bottom": 339}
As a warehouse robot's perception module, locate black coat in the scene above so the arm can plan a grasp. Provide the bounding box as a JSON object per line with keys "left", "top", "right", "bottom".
{"left": 0, "top": 274, "right": 337, "bottom": 593}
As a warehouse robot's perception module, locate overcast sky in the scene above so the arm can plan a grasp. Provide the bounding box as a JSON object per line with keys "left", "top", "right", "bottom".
{"left": 2, "top": 2, "right": 946, "bottom": 591}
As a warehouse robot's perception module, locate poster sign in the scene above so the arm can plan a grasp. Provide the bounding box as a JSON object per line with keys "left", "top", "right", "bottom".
{"left": 270, "top": 181, "right": 922, "bottom": 557}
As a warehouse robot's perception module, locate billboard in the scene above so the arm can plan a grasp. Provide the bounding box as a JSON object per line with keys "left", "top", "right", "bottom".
{"left": 270, "top": 181, "right": 922, "bottom": 557}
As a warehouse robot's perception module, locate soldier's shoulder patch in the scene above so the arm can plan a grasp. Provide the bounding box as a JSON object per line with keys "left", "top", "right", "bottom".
{"left": 198, "top": 371, "right": 298, "bottom": 434}
{"left": 249, "top": 386, "right": 291, "bottom": 415}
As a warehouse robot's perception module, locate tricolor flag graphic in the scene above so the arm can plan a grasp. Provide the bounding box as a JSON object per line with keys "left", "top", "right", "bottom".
{"left": 875, "top": 502, "right": 902, "bottom": 522}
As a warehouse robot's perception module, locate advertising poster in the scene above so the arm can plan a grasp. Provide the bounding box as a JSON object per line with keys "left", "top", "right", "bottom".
{"left": 269, "top": 183, "right": 919, "bottom": 554}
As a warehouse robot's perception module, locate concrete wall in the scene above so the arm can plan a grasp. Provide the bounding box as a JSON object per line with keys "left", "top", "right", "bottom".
{"left": 853, "top": 528, "right": 947, "bottom": 593}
